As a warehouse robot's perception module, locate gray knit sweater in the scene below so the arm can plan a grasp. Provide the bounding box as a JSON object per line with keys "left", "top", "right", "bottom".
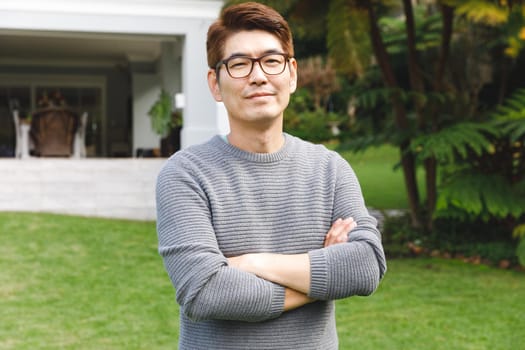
{"left": 156, "top": 133, "right": 387, "bottom": 349}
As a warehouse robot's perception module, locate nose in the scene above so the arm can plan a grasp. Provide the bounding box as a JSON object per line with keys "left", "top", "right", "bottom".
{"left": 248, "top": 61, "right": 268, "bottom": 84}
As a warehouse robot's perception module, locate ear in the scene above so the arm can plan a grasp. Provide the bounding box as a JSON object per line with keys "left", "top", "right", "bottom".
{"left": 207, "top": 69, "right": 223, "bottom": 102}
{"left": 288, "top": 58, "right": 298, "bottom": 94}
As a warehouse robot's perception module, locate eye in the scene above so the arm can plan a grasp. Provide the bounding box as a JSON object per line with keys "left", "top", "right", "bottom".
{"left": 228, "top": 58, "right": 250, "bottom": 70}
{"left": 262, "top": 55, "right": 284, "bottom": 66}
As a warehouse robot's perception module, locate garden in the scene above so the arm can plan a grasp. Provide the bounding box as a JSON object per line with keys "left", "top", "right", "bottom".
{"left": 2, "top": 1, "right": 525, "bottom": 348}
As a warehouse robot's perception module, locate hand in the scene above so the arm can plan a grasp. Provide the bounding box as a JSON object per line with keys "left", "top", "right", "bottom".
{"left": 324, "top": 218, "right": 356, "bottom": 247}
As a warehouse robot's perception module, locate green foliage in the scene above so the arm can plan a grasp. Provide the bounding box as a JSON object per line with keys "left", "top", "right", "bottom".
{"left": 285, "top": 111, "right": 344, "bottom": 143}
{"left": 517, "top": 238, "right": 525, "bottom": 266}
{"left": 453, "top": 0, "right": 509, "bottom": 26}
{"left": 380, "top": 7, "right": 442, "bottom": 54}
{"left": 410, "top": 122, "right": 497, "bottom": 163}
{"left": 354, "top": 86, "right": 400, "bottom": 110}
{"left": 491, "top": 88, "right": 525, "bottom": 141}
{"left": 436, "top": 172, "right": 525, "bottom": 220}
{"left": 514, "top": 224, "right": 525, "bottom": 267}
{"left": 284, "top": 88, "right": 344, "bottom": 143}
{"left": 148, "top": 90, "right": 179, "bottom": 137}
{"left": 326, "top": 0, "right": 371, "bottom": 77}
{"left": 513, "top": 223, "right": 525, "bottom": 239}
{"left": 430, "top": 88, "right": 525, "bottom": 226}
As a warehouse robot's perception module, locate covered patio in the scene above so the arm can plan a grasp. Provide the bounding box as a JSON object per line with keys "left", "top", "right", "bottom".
{"left": 0, "top": 0, "right": 228, "bottom": 157}
{"left": 0, "top": 1, "right": 227, "bottom": 220}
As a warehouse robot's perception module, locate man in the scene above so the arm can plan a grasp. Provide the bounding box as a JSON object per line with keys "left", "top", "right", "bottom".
{"left": 156, "top": 2, "right": 387, "bottom": 349}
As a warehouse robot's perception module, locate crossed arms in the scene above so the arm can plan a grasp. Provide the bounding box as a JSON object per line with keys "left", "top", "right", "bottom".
{"left": 228, "top": 217, "right": 356, "bottom": 311}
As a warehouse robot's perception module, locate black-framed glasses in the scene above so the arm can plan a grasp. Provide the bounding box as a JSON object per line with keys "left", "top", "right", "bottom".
{"left": 216, "top": 53, "right": 291, "bottom": 79}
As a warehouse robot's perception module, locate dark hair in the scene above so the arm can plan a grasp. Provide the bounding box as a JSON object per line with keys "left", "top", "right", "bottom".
{"left": 206, "top": 2, "right": 294, "bottom": 68}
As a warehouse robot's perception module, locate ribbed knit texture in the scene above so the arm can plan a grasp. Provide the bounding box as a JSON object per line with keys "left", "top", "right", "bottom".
{"left": 156, "top": 133, "right": 387, "bottom": 350}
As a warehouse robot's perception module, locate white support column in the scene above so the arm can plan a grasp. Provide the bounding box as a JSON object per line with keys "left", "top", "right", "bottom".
{"left": 180, "top": 21, "right": 229, "bottom": 148}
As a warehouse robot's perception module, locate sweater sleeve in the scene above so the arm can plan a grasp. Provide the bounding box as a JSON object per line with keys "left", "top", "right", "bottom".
{"left": 156, "top": 156, "right": 285, "bottom": 322}
{"left": 308, "top": 156, "right": 387, "bottom": 300}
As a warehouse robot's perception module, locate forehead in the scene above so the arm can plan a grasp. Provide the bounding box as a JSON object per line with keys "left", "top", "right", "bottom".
{"left": 223, "top": 30, "right": 284, "bottom": 58}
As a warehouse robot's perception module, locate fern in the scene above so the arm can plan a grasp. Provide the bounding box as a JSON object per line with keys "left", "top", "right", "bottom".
{"left": 380, "top": 6, "right": 442, "bottom": 54}
{"left": 436, "top": 172, "right": 525, "bottom": 220}
{"left": 410, "top": 122, "right": 496, "bottom": 163}
{"left": 491, "top": 88, "right": 525, "bottom": 142}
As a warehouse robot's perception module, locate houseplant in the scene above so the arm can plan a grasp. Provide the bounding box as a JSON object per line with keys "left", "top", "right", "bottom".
{"left": 148, "top": 90, "right": 182, "bottom": 156}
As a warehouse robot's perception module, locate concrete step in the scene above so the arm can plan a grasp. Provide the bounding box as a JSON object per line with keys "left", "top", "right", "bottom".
{"left": 0, "top": 158, "right": 166, "bottom": 221}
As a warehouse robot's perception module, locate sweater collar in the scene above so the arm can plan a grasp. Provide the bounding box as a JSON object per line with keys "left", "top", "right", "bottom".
{"left": 212, "top": 133, "right": 294, "bottom": 163}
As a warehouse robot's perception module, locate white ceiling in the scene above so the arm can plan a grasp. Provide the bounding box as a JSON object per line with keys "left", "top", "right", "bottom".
{"left": 0, "top": 30, "right": 179, "bottom": 66}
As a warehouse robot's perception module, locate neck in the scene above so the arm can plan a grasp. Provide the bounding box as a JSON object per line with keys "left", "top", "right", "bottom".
{"left": 227, "top": 121, "right": 284, "bottom": 154}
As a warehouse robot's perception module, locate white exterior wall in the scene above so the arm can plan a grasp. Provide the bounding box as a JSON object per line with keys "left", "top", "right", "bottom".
{"left": 132, "top": 74, "right": 162, "bottom": 154}
{"left": 0, "top": 0, "right": 228, "bottom": 149}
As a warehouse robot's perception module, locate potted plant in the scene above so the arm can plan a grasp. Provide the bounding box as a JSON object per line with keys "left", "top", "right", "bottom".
{"left": 148, "top": 90, "right": 182, "bottom": 156}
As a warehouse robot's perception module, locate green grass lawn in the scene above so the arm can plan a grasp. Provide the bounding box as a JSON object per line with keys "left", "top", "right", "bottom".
{"left": 339, "top": 144, "right": 425, "bottom": 210}
{"left": 1, "top": 212, "right": 524, "bottom": 349}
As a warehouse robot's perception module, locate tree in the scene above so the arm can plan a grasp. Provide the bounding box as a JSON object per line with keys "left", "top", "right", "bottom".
{"left": 329, "top": 0, "right": 525, "bottom": 231}
{"left": 224, "top": 0, "right": 525, "bottom": 233}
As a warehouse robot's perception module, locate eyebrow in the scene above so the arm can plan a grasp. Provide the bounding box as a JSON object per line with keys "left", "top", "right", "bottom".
{"left": 224, "top": 49, "right": 283, "bottom": 60}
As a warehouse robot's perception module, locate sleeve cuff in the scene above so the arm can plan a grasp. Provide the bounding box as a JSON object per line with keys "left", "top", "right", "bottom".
{"left": 268, "top": 284, "right": 286, "bottom": 318}
{"left": 308, "top": 249, "right": 329, "bottom": 299}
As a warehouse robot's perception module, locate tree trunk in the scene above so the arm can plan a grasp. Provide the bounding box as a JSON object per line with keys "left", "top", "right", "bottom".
{"left": 423, "top": 4, "right": 454, "bottom": 230}
{"left": 402, "top": 0, "right": 426, "bottom": 128}
{"left": 366, "top": 2, "right": 422, "bottom": 228}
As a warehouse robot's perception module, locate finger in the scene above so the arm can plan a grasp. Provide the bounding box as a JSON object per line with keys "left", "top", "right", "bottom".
{"left": 324, "top": 220, "right": 348, "bottom": 246}
{"left": 325, "top": 218, "right": 356, "bottom": 247}
{"left": 325, "top": 218, "right": 344, "bottom": 239}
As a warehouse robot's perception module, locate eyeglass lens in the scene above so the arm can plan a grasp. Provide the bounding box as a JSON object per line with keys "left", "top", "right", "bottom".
{"left": 226, "top": 54, "right": 287, "bottom": 78}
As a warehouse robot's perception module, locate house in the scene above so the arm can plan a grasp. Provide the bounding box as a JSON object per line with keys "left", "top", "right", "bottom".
{"left": 1, "top": 0, "right": 228, "bottom": 156}
{"left": 0, "top": 0, "right": 228, "bottom": 220}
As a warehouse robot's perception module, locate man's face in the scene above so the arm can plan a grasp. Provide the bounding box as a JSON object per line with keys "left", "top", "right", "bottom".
{"left": 208, "top": 30, "right": 297, "bottom": 127}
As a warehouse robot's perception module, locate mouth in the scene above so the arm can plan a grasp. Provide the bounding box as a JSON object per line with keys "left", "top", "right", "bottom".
{"left": 246, "top": 91, "right": 274, "bottom": 99}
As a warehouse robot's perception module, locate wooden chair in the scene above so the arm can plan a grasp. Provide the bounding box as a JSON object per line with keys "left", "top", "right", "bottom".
{"left": 30, "top": 108, "right": 79, "bottom": 157}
